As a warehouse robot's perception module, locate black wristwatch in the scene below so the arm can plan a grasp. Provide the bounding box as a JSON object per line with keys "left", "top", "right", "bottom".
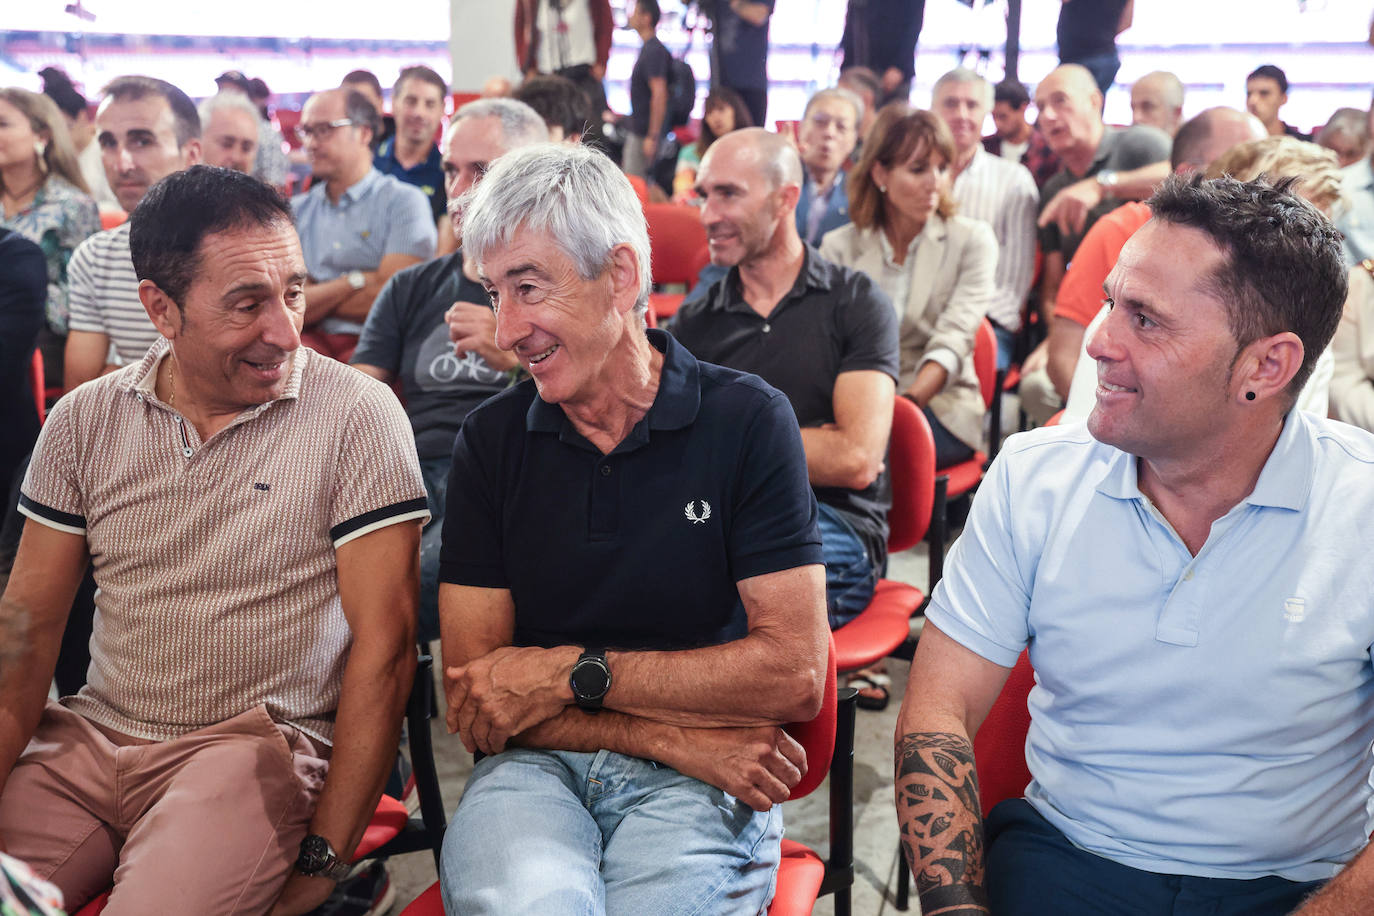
{"left": 296, "top": 834, "right": 352, "bottom": 881}
{"left": 569, "top": 647, "right": 612, "bottom": 713}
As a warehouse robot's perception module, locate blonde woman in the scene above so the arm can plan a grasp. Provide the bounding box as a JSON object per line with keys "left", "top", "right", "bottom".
{"left": 0, "top": 87, "right": 100, "bottom": 382}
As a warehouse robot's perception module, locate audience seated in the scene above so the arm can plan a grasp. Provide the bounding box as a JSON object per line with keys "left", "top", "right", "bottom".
{"left": 0, "top": 165, "right": 427, "bottom": 914}
{"left": 796, "top": 87, "right": 862, "bottom": 246}
{"left": 930, "top": 68, "right": 1038, "bottom": 369}
{"left": 1246, "top": 63, "right": 1309, "bottom": 140}
{"left": 0, "top": 88, "right": 101, "bottom": 391}
{"left": 1129, "top": 70, "right": 1185, "bottom": 136}
{"left": 38, "top": 67, "right": 119, "bottom": 212}
{"left": 64, "top": 75, "right": 202, "bottom": 391}
{"left": 837, "top": 66, "right": 881, "bottom": 145}
{"left": 213, "top": 70, "right": 289, "bottom": 186}
{"left": 1336, "top": 97, "right": 1374, "bottom": 266}
{"left": 1042, "top": 107, "right": 1264, "bottom": 420}
{"left": 436, "top": 140, "right": 826, "bottom": 913}
{"left": 293, "top": 87, "right": 435, "bottom": 361}
{"left": 352, "top": 97, "right": 546, "bottom": 645}
{"left": 197, "top": 91, "right": 260, "bottom": 173}
{"left": 821, "top": 105, "right": 993, "bottom": 471}
{"left": 669, "top": 128, "right": 898, "bottom": 633}
{"left": 1332, "top": 258, "right": 1374, "bottom": 431}
{"left": 984, "top": 78, "right": 1061, "bottom": 190}
{"left": 375, "top": 66, "right": 449, "bottom": 223}
{"left": 672, "top": 86, "right": 752, "bottom": 203}
{"left": 896, "top": 173, "right": 1371, "bottom": 916}
{"left": 340, "top": 68, "right": 396, "bottom": 150}
{"left": 511, "top": 73, "right": 590, "bottom": 143}
{"left": 1315, "top": 106, "right": 1369, "bottom": 168}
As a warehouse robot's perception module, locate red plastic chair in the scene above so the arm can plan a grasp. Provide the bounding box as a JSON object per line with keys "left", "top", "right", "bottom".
{"left": 99, "top": 210, "right": 127, "bottom": 231}
{"left": 832, "top": 396, "right": 937, "bottom": 674}
{"left": 643, "top": 202, "right": 709, "bottom": 321}
{"left": 939, "top": 318, "right": 996, "bottom": 499}
{"left": 972, "top": 650, "right": 1035, "bottom": 816}
{"left": 399, "top": 640, "right": 858, "bottom": 916}
{"left": 626, "top": 173, "right": 650, "bottom": 210}
{"left": 30, "top": 349, "right": 45, "bottom": 424}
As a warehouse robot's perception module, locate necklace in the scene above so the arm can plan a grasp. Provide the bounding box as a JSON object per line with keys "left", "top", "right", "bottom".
{"left": 2, "top": 176, "right": 42, "bottom": 206}
{"left": 165, "top": 357, "right": 176, "bottom": 406}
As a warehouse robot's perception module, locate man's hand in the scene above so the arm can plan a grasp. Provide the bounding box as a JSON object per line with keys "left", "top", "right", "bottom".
{"left": 662, "top": 724, "right": 807, "bottom": 812}
{"left": 446, "top": 301, "right": 519, "bottom": 372}
{"left": 881, "top": 67, "right": 905, "bottom": 93}
{"left": 642, "top": 135, "right": 659, "bottom": 161}
{"left": 268, "top": 871, "right": 335, "bottom": 916}
{"left": 1021, "top": 340, "right": 1049, "bottom": 375}
{"left": 1037, "top": 177, "right": 1103, "bottom": 237}
{"left": 445, "top": 645, "right": 577, "bottom": 754}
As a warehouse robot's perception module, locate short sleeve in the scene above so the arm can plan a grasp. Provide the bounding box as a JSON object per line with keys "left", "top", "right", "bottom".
{"left": 383, "top": 184, "right": 438, "bottom": 261}
{"left": 328, "top": 381, "right": 429, "bottom": 547}
{"left": 923, "top": 449, "right": 1032, "bottom": 667}
{"left": 18, "top": 397, "right": 87, "bottom": 535}
{"left": 65, "top": 233, "right": 103, "bottom": 334}
{"left": 351, "top": 269, "right": 408, "bottom": 374}
{"left": 646, "top": 42, "right": 671, "bottom": 81}
{"left": 726, "top": 388, "right": 823, "bottom": 581}
{"left": 437, "top": 407, "right": 507, "bottom": 587}
{"left": 837, "top": 272, "right": 900, "bottom": 382}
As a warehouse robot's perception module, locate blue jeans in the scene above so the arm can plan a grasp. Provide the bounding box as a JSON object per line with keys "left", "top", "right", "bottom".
{"left": 817, "top": 502, "right": 879, "bottom": 629}
{"left": 923, "top": 406, "right": 977, "bottom": 470}
{"left": 441, "top": 748, "right": 782, "bottom": 915}
{"left": 991, "top": 323, "right": 1016, "bottom": 372}
{"left": 418, "top": 455, "right": 450, "bottom": 644}
{"left": 986, "top": 799, "right": 1324, "bottom": 916}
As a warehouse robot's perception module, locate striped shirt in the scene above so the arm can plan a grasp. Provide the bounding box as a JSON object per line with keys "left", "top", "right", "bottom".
{"left": 951, "top": 148, "right": 1039, "bottom": 332}
{"left": 66, "top": 223, "right": 161, "bottom": 366}
{"left": 19, "top": 339, "right": 429, "bottom": 745}
{"left": 293, "top": 168, "right": 437, "bottom": 336}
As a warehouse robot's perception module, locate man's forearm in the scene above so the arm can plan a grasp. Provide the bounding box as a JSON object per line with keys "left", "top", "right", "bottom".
{"left": 799, "top": 426, "right": 885, "bottom": 490}
{"left": 1292, "top": 844, "right": 1374, "bottom": 915}
{"left": 0, "top": 605, "right": 66, "bottom": 788}
{"left": 304, "top": 644, "right": 415, "bottom": 857}
{"left": 303, "top": 279, "right": 350, "bottom": 324}
{"left": 895, "top": 729, "right": 990, "bottom": 916}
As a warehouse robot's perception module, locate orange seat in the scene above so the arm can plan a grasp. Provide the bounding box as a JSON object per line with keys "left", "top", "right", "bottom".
{"left": 626, "top": 173, "right": 650, "bottom": 209}
{"left": 30, "top": 349, "right": 45, "bottom": 424}
{"left": 99, "top": 210, "right": 127, "bottom": 231}
{"left": 643, "top": 203, "right": 709, "bottom": 321}
{"left": 934, "top": 317, "right": 997, "bottom": 502}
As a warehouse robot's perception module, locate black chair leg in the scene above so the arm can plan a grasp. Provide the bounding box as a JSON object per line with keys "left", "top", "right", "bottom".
{"left": 895, "top": 848, "right": 911, "bottom": 909}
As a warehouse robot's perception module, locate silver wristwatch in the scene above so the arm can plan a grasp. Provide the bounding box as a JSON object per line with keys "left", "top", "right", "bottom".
{"left": 345, "top": 270, "right": 366, "bottom": 290}
{"left": 1096, "top": 169, "right": 1120, "bottom": 197}
{"left": 296, "top": 834, "right": 353, "bottom": 881}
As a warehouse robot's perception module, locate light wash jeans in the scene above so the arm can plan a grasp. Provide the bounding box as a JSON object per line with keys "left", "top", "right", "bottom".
{"left": 817, "top": 501, "right": 880, "bottom": 629}
{"left": 418, "top": 455, "right": 450, "bottom": 644}
{"left": 440, "top": 748, "right": 782, "bottom": 915}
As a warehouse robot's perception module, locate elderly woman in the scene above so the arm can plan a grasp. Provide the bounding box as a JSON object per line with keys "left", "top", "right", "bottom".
{"left": 820, "top": 104, "right": 996, "bottom": 468}
{"left": 1061, "top": 135, "right": 1347, "bottom": 420}
{"left": 0, "top": 87, "right": 100, "bottom": 384}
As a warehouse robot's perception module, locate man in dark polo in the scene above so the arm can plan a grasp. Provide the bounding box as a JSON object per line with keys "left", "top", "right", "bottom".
{"left": 375, "top": 66, "right": 449, "bottom": 223}
{"left": 436, "top": 141, "right": 828, "bottom": 912}
{"left": 669, "top": 127, "right": 899, "bottom": 629}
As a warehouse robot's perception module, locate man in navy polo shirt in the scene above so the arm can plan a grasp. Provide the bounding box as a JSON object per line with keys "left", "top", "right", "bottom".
{"left": 436, "top": 142, "right": 827, "bottom": 912}
{"left": 375, "top": 66, "right": 449, "bottom": 224}
{"left": 670, "top": 127, "right": 899, "bottom": 633}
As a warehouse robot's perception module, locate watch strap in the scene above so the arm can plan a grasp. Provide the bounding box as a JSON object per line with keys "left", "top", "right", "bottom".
{"left": 570, "top": 647, "right": 610, "bottom": 712}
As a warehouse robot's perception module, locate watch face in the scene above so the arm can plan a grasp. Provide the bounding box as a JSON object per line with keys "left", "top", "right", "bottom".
{"left": 298, "top": 834, "right": 330, "bottom": 873}
{"left": 571, "top": 658, "right": 609, "bottom": 700}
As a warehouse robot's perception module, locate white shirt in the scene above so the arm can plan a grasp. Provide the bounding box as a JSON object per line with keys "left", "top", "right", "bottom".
{"left": 951, "top": 148, "right": 1038, "bottom": 331}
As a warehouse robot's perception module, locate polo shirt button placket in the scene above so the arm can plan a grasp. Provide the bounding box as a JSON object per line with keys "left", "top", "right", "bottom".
{"left": 762, "top": 323, "right": 771, "bottom": 334}
{"left": 600, "top": 464, "right": 611, "bottom": 477}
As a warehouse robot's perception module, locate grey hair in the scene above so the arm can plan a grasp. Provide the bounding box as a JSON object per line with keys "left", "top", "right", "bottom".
{"left": 451, "top": 98, "right": 548, "bottom": 150}
{"left": 197, "top": 91, "right": 260, "bottom": 129}
{"left": 804, "top": 87, "right": 865, "bottom": 130}
{"left": 933, "top": 67, "right": 993, "bottom": 110}
{"left": 1135, "top": 70, "right": 1185, "bottom": 109}
{"left": 459, "top": 143, "right": 651, "bottom": 322}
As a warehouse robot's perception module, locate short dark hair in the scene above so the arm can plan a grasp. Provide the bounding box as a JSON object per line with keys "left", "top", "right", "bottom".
{"left": 513, "top": 74, "right": 587, "bottom": 139}
{"left": 993, "top": 79, "right": 1029, "bottom": 109}
{"left": 101, "top": 75, "right": 201, "bottom": 146}
{"left": 636, "top": 0, "right": 661, "bottom": 26}
{"left": 342, "top": 89, "right": 381, "bottom": 143}
{"left": 1246, "top": 64, "right": 1289, "bottom": 95}
{"left": 129, "top": 165, "right": 294, "bottom": 308}
{"left": 341, "top": 69, "right": 384, "bottom": 99}
{"left": 39, "top": 66, "right": 87, "bottom": 119}
{"left": 1147, "top": 172, "right": 1347, "bottom": 400}
{"left": 394, "top": 65, "right": 447, "bottom": 100}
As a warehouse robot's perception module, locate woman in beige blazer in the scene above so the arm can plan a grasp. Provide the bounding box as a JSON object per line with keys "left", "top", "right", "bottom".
{"left": 820, "top": 104, "right": 996, "bottom": 468}
{"left": 1331, "top": 260, "right": 1374, "bottom": 431}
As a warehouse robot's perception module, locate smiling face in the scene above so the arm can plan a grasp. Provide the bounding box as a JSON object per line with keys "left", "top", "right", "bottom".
{"left": 202, "top": 106, "right": 258, "bottom": 173}
{"left": 394, "top": 76, "right": 445, "bottom": 149}
{"left": 479, "top": 227, "right": 626, "bottom": 408}
{"left": 933, "top": 80, "right": 988, "bottom": 154}
{"left": 97, "top": 94, "right": 198, "bottom": 212}
{"left": 154, "top": 220, "right": 308, "bottom": 413}
{"left": 695, "top": 137, "right": 790, "bottom": 268}
{"left": 872, "top": 140, "right": 946, "bottom": 232}
{"left": 1086, "top": 219, "right": 1241, "bottom": 461}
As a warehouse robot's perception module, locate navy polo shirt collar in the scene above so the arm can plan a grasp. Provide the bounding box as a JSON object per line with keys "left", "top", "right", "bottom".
{"left": 524, "top": 328, "right": 701, "bottom": 445}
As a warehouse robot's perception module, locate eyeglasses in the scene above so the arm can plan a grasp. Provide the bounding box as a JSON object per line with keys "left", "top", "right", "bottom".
{"left": 295, "top": 119, "right": 355, "bottom": 142}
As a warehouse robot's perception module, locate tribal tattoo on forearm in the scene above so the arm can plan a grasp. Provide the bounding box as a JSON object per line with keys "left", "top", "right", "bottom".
{"left": 894, "top": 731, "right": 990, "bottom": 915}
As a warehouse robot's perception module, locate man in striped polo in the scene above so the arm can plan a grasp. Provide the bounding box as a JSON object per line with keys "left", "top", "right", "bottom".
{"left": 0, "top": 166, "right": 429, "bottom": 915}
{"left": 64, "top": 75, "right": 202, "bottom": 391}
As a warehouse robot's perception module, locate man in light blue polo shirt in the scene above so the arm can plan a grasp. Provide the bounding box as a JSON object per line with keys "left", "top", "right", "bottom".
{"left": 894, "top": 174, "right": 1374, "bottom": 916}
{"left": 293, "top": 87, "right": 435, "bottom": 362}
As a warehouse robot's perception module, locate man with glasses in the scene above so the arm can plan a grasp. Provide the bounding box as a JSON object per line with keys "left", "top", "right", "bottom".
{"left": 796, "top": 87, "right": 863, "bottom": 246}
{"left": 292, "top": 88, "right": 435, "bottom": 362}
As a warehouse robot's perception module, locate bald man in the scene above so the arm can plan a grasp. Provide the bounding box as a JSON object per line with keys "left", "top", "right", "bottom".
{"left": 1021, "top": 107, "right": 1265, "bottom": 422}
{"left": 1131, "top": 70, "right": 1185, "bottom": 136}
{"left": 668, "top": 128, "right": 900, "bottom": 631}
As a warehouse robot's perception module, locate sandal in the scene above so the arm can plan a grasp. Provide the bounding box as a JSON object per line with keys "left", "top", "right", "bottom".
{"left": 847, "top": 671, "right": 891, "bottom": 711}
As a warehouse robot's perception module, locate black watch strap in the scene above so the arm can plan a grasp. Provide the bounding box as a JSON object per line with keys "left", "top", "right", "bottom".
{"left": 570, "top": 646, "right": 611, "bottom": 713}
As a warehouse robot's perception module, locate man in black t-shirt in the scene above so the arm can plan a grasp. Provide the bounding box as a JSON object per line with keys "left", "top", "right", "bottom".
{"left": 351, "top": 97, "right": 547, "bottom": 642}
{"left": 669, "top": 128, "right": 899, "bottom": 628}
{"left": 623, "top": 0, "right": 672, "bottom": 179}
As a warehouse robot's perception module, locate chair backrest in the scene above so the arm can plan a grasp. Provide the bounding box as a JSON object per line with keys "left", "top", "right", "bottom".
{"left": 626, "top": 174, "right": 650, "bottom": 210}
{"left": 100, "top": 209, "right": 127, "bottom": 231}
{"left": 972, "top": 649, "right": 1034, "bottom": 817}
{"left": 30, "top": 349, "right": 45, "bottom": 424}
{"left": 784, "top": 634, "right": 838, "bottom": 800}
{"left": 643, "top": 203, "right": 708, "bottom": 287}
{"left": 886, "top": 396, "right": 938, "bottom": 554}
{"left": 974, "top": 318, "right": 997, "bottom": 410}
{"left": 1044, "top": 409, "right": 1065, "bottom": 427}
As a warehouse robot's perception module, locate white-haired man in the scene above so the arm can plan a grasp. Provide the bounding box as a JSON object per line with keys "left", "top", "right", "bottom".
{"left": 436, "top": 141, "right": 828, "bottom": 911}
{"left": 352, "top": 97, "right": 547, "bottom": 645}
{"left": 197, "top": 91, "right": 259, "bottom": 174}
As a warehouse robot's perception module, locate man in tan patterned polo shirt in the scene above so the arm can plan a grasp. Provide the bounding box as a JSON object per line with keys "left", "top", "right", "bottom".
{"left": 0, "top": 165, "right": 429, "bottom": 915}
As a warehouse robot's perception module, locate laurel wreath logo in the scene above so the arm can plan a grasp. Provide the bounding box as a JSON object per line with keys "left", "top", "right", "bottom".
{"left": 684, "top": 500, "right": 711, "bottom": 524}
